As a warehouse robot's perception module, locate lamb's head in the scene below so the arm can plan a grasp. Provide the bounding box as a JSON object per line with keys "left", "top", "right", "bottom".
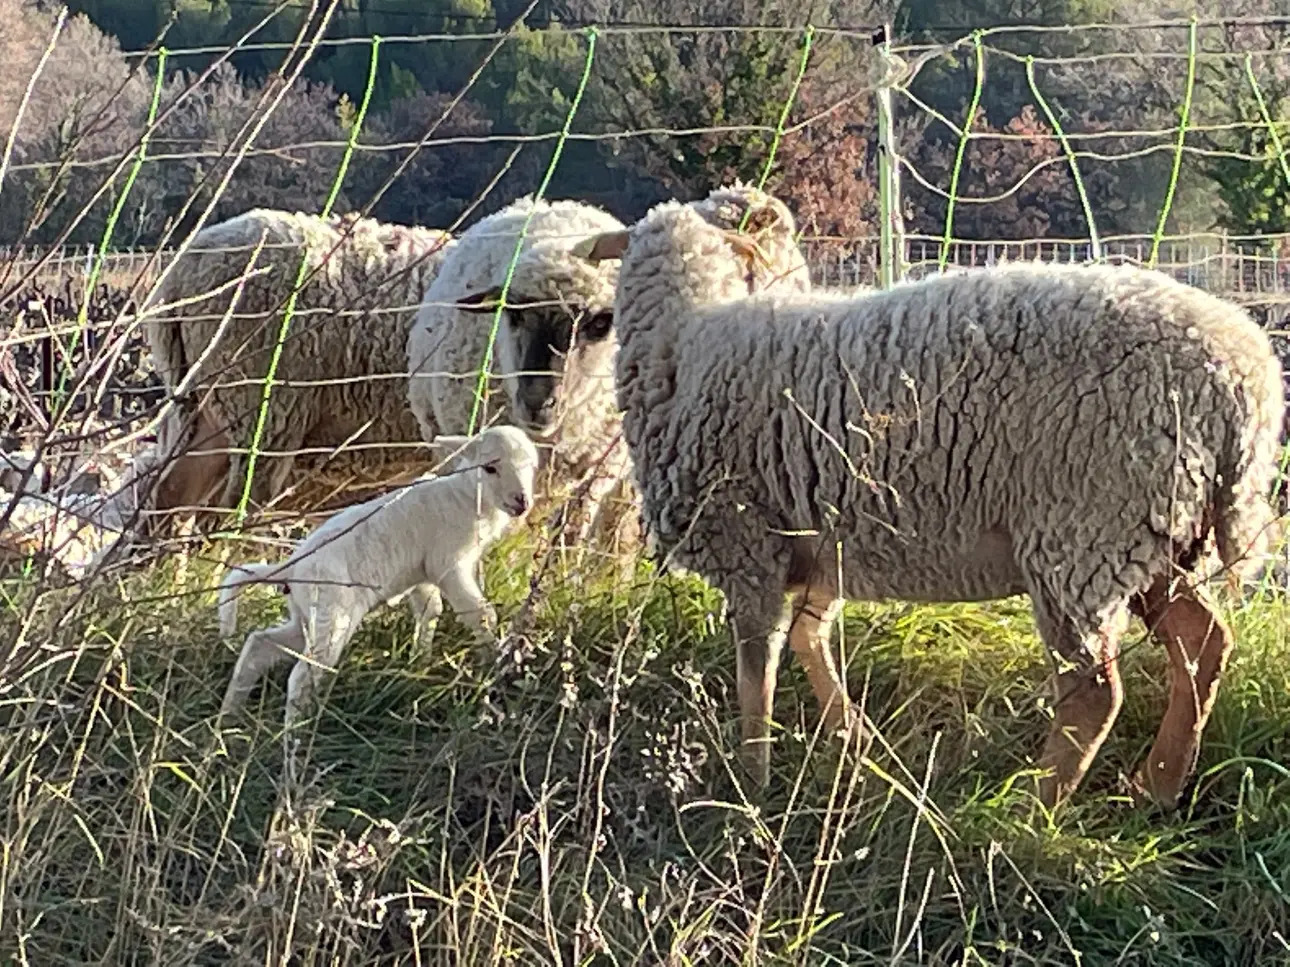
{"left": 453, "top": 242, "right": 619, "bottom": 438}
{"left": 691, "top": 183, "right": 811, "bottom": 294}
{"left": 439, "top": 425, "right": 539, "bottom": 519}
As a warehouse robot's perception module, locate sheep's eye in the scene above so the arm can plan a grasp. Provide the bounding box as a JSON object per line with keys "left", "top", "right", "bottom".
{"left": 483, "top": 464, "right": 499, "bottom": 475}
{"left": 580, "top": 311, "right": 613, "bottom": 341}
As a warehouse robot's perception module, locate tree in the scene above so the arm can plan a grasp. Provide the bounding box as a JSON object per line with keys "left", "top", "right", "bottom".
{"left": 136, "top": 62, "right": 352, "bottom": 242}
{"left": 550, "top": 0, "right": 897, "bottom": 202}
{"left": 0, "top": 0, "right": 159, "bottom": 246}
{"left": 905, "top": 105, "right": 1081, "bottom": 240}
{"left": 769, "top": 80, "right": 878, "bottom": 243}
{"left": 352, "top": 90, "right": 514, "bottom": 228}
{"left": 1185, "top": 6, "right": 1290, "bottom": 237}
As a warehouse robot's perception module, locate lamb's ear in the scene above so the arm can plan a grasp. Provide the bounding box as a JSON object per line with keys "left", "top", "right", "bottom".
{"left": 572, "top": 231, "right": 630, "bottom": 263}
{"left": 455, "top": 286, "right": 506, "bottom": 313}
{"left": 434, "top": 434, "right": 471, "bottom": 447}
{"left": 432, "top": 435, "right": 474, "bottom": 470}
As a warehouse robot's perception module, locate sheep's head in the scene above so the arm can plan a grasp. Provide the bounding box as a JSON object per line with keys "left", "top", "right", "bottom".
{"left": 454, "top": 243, "right": 619, "bottom": 438}
{"left": 438, "top": 425, "right": 539, "bottom": 519}
{"left": 573, "top": 205, "right": 775, "bottom": 293}
{"left": 692, "top": 184, "right": 812, "bottom": 294}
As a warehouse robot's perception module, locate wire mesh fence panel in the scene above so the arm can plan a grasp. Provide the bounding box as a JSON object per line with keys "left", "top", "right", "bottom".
{"left": 1, "top": 8, "right": 1290, "bottom": 965}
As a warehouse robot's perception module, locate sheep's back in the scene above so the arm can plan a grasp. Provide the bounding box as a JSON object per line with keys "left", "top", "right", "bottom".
{"left": 628, "top": 263, "right": 1281, "bottom": 603}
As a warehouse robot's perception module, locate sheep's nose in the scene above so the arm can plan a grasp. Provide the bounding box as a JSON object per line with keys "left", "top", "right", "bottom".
{"left": 513, "top": 493, "right": 529, "bottom": 515}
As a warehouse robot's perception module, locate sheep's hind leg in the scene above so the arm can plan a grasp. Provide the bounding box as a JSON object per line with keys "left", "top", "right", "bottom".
{"left": 220, "top": 617, "right": 306, "bottom": 720}
{"left": 1130, "top": 576, "right": 1234, "bottom": 810}
{"left": 787, "top": 586, "right": 854, "bottom": 735}
{"left": 1030, "top": 589, "right": 1128, "bottom": 809}
{"left": 284, "top": 602, "right": 362, "bottom": 785}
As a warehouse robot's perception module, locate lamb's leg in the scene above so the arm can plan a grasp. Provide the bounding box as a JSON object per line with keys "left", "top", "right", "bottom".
{"left": 786, "top": 587, "right": 853, "bottom": 734}
{"left": 437, "top": 565, "right": 498, "bottom": 644}
{"left": 727, "top": 589, "right": 793, "bottom": 788}
{"left": 284, "top": 598, "right": 362, "bottom": 783}
{"left": 1131, "top": 577, "right": 1234, "bottom": 810}
{"left": 406, "top": 582, "right": 444, "bottom": 654}
{"left": 1030, "top": 592, "right": 1128, "bottom": 809}
{"left": 286, "top": 596, "right": 363, "bottom": 731}
{"left": 220, "top": 617, "right": 306, "bottom": 719}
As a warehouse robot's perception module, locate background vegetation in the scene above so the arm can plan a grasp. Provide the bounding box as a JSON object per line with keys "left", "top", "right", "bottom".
{"left": 0, "top": 0, "right": 1286, "bottom": 249}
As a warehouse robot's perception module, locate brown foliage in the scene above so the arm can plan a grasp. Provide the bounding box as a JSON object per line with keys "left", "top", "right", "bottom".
{"left": 770, "top": 83, "right": 879, "bottom": 242}
{"left": 907, "top": 105, "right": 1079, "bottom": 240}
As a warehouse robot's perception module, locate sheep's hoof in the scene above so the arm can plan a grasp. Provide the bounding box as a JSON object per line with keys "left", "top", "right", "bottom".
{"left": 739, "top": 739, "right": 772, "bottom": 790}
{"left": 1127, "top": 765, "right": 1186, "bottom": 813}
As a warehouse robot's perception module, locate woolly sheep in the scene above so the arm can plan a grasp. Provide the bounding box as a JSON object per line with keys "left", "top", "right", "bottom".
{"left": 0, "top": 444, "right": 164, "bottom": 578}
{"left": 215, "top": 424, "right": 539, "bottom": 745}
{"left": 406, "top": 185, "right": 814, "bottom": 553}
{"left": 574, "top": 199, "right": 1285, "bottom": 811}
{"left": 142, "top": 208, "right": 456, "bottom": 526}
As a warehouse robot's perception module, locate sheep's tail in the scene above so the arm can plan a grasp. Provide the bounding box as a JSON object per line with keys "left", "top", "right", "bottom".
{"left": 1212, "top": 353, "right": 1287, "bottom": 590}
{"left": 217, "top": 561, "right": 275, "bottom": 637}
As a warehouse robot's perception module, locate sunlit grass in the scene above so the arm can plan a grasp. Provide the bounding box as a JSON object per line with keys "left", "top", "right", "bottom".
{"left": 1, "top": 526, "right": 1288, "bottom": 964}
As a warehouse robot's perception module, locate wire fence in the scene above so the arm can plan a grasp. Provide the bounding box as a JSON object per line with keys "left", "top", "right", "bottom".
{"left": 12, "top": 230, "right": 1290, "bottom": 300}
{"left": 3, "top": 8, "right": 1290, "bottom": 963}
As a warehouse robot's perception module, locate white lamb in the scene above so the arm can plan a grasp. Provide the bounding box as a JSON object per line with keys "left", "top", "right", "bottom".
{"left": 215, "top": 424, "right": 539, "bottom": 738}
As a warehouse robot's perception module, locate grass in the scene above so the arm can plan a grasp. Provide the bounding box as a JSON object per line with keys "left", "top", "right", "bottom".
{"left": 1, "top": 526, "right": 1289, "bottom": 965}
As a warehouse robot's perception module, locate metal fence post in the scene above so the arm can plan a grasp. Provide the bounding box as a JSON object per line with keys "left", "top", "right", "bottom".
{"left": 874, "top": 23, "right": 904, "bottom": 289}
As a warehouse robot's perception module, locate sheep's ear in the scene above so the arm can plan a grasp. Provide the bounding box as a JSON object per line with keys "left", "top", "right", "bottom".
{"left": 721, "top": 230, "right": 773, "bottom": 273}
{"left": 455, "top": 286, "right": 506, "bottom": 313}
{"left": 572, "top": 231, "right": 629, "bottom": 263}
{"left": 743, "top": 202, "right": 783, "bottom": 236}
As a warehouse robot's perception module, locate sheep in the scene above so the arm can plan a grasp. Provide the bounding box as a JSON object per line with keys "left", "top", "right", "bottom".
{"left": 405, "top": 195, "right": 627, "bottom": 551}
{"left": 0, "top": 444, "right": 164, "bottom": 578}
{"left": 142, "top": 208, "right": 456, "bottom": 528}
{"left": 215, "top": 424, "right": 539, "bottom": 746}
{"left": 405, "top": 185, "right": 814, "bottom": 558}
{"left": 572, "top": 199, "right": 1286, "bottom": 811}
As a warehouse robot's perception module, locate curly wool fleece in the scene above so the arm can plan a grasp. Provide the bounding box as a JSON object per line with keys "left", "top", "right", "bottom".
{"left": 608, "top": 202, "right": 1284, "bottom": 659}
{"left": 144, "top": 207, "right": 455, "bottom": 510}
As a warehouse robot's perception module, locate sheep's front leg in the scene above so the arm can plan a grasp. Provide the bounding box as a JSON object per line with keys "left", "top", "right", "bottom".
{"left": 405, "top": 582, "right": 444, "bottom": 655}
{"left": 727, "top": 589, "right": 793, "bottom": 788}
{"left": 437, "top": 564, "right": 498, "bottom": 645}
{"left": 1030, "top": 591, "right": 1128, "bottom": 809}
